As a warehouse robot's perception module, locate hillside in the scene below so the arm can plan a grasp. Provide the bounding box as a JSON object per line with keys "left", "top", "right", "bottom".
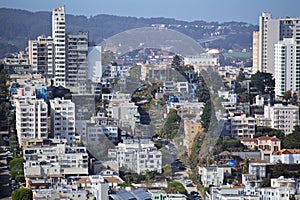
{"left": 0, "top": 8, "right": 258, "bottom": 58}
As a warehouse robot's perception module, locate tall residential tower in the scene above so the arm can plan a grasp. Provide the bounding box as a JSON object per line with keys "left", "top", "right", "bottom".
{"left": 52, "top": 6, "right": 66, "bottom": 86}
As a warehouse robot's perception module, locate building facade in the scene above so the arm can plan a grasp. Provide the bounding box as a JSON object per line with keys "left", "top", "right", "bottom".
{"left": 50, "top": 98, "right": 76, "bottom": 145}
{"left": 108, "top": 139, "right": 162, "bottom": 174}
{"left": 52, "top": 6, "right": 66, "bottom": 86}
{"left": 252, "top": 31, "right": 260, "bottom": 73}
{"left": 66, "top": 32, "right": 89, "bottom": 90}
{"left": 198, "top": 166, "right": 232, "bottom": 187}
{"left": 274, "top": 38, "right": 300, "bottom": 97}
{"left": 23, "top": 141, "right": 89, "bottom": 187}
{"left": 15, "top": 99, "right": 48, "bottom": 147}
{"left": 230, "top": 114, "right": 256, "bottom": 138}
{"left": 257, "top": 13, "right": 300, "bottom": 75}
{"left": 264, "top": 103, "right": 299, "bottom": 135}
{"left": 271, "top": 149, "right": 300, "bottom": 164}
{"left": 28, "top": 35, "right": 54, "bottom": 77}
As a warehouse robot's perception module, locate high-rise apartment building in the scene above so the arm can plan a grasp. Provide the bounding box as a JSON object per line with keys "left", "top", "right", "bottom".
{"left": 50, "top": 98, "right": 76, "bottom": 145}
{"left": 256, "top": 13, "right": 300, "bottom": 75}
{"left": 15, "top": 99, "right": 48, "bottom": 147}
{"left": 274, "top": 38, "right": 300, "bottom": 97}
{"left": 28, "top": 35, "right": 54, "bottom": 77}
{"left": 52, "top": 6, "right": 66, "bottom": 86}
{"left": 87, "top": 45, "right": 102, "bottom": 82}
{"left": 252, "top": 31, "right": 260, "bottom": 73}
{"left": 66, "top": 32, "right": 89, "bottom": 90}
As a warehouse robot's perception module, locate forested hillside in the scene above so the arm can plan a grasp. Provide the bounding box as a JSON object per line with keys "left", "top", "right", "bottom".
{"left": 0, "top": 8, "right": 258, "bottom": 57}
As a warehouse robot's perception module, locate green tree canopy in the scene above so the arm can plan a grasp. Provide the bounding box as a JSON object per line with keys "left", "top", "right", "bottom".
{"left": 201, "top": 100, "right": 212, "bottom": 132}
{"left": 12, "top": 188, "right": 33, "bottom": 200}
{"left": 260, "top": 178, "right": 271, "bottom": 187}
{"left": 271, "top": 160, "right": 289, "bottom": 178}
{"left": 166, "top": 181, "right": 188, "bottom": 195}
{"left": 160, "top": 109, "right": 181, "bottom": 139}
{"left": 254, "top": 126, "right": 285, "bottom": 141}
{"left": 163, "top": 164, "right": 172, "bottom": 179}
{"left": 171, "top": 55, "right": 182, "bottom": 68}
{"left": 282, "top": 126, "right": 300, "bottom": 149}
{"left": 9, "top": 158, "right": 24, "bottom": 171}
{"left": 250, "top": 71, "right": 275, "bottom": 95}
{"left": 236, "top": 69, "right": 246, "bottom": 82}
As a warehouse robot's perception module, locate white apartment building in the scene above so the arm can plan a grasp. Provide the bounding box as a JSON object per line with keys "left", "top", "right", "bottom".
{"left": 198, "top": 166, "right": 232, "bottom": 187}
{"left": 210, "top": 186, "right": 259, "bottom": 200}
{"left": 163, "top": 81, "right": 190, "bottom": 94}
{"left": 230, "top": 114, "right": 256, "bottom": 138}
{"left": 218, "top": 90, "right": 238, "bottom": 104}
{"left": 52, "top": 6, "right": 66, "bottom": 86}
{"left": 108, "top": 139, "right": 162, "bottom": 174}
{"left": 107, "top": 101, "right": 140, "bottom": 131}
{"left": 184, "top": 53, "right": 220, "bottom": 72}
{"left": 271, "top": 176, "right": 296, "bottom": 188}
{"left": 271, "top": 149, "right": 300, "bottom": 164}
{"left": 257, "top": 187, "right": 295, "bottom": 200}
{"left": 102, "top": 92, "right": 131, "bottom": 102}
{"left": 28, "top": 35, "right": 54, "bottom": 77}
{"left": 87, "top": 45, "right": 102, "bottom": 82}
{"left": 50, "top": 98, "right": 76, "bottom": 145}
{"left": 23, "top": 141, "right": 89, "bottom": 187}
{"left": 11, "top": 87, "right": 36, "bottom": 106}
{"left": 274, "top": 38, "right": 300, "bottom": 97}
{"left": 248, "top": 162, "right": 269, "bottom": 179}
{"left": 256, "top": 12, "right": 300, "bottom": 75}
{"left": 15, "top": 99, "right": 48, "bottom": 147}
{"left": 264, "top": 103, "right": 299, "bottom": 135}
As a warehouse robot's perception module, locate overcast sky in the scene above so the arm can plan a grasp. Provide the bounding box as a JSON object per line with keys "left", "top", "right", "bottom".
{"left": 1, "top": 0, "right": 299, "bottom": 24}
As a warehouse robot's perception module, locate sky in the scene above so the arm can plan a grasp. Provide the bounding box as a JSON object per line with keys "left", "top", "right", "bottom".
{"left": 1, "top": 0, "right": 300, "bottom": 25}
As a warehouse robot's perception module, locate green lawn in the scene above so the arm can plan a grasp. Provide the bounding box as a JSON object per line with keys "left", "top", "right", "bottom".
{"left": 223, "top": 52, "right": 252, "bottom": 59}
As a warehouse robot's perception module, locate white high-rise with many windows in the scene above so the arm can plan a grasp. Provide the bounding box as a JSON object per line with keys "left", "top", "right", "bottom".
{"left": 274, "top": 38, "right": 300, "bottom": 97}
{"left": 52, "top": 6, "right": 66, "bottom": 86}
{"left": 15, "top": 99, "right": 48, "bottom": 147}
{"left": 256, "top": 13, "right": 300, "bottom": 75}
{"left": 50, "top": 98, "right": 76, "bottom": 145}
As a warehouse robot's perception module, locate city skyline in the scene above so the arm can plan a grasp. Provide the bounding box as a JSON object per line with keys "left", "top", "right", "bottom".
{"left": 1, "top": 0, "right": 300, "bottom": 25}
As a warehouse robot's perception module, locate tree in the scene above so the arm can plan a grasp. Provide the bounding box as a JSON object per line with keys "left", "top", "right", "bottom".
{"left": 283, "top": 90, "right": 292, "bottom": 101}
{"left": 163, "top": 164, "right": 172, "bottom": 179}
{"left": 236, "top": 69, "right": 246, "bottom": 82}
{"left": 12, "top": 188, "right": 33, "bottom": 200}
{"left": 283, "top": 126, "right": 300, "bottom": 149}
{"left": 201, "top": 100, "right": 212, "bottom": 132}
{"left": 260, "top": 178, "right": 271, "bottom": 187}
{"left": 171, "top": 55, "right": 182, "bottom": 68}
{"left": 251, "top": 71, "right": 275, "bottom": 95}
{"left": 160, "top": 109, "right": 181, "bottom": 139}
{"left": 9, "top": 158, "right": 25, "bottom": 180}
{"left": 242, "top": 158, "right": 249, "bottom": 174}
{"left": 166, "top": 181, "right": 187, "bottom": 195}
{"left": 272, "top": 160, "right": 288, "bottom": 178}
{"left": 196, "top": 74, "right": 210, "bottom": 103}
{"left": 255, "top": 126, "right": 285, "bottom": 140}
{"left": 101, "top": 50, "right": 115, "bottom": 66}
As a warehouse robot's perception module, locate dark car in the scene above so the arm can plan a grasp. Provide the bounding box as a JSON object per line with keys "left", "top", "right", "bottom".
{"left": 191, "top": 191, "right": 199, "bottom": 197}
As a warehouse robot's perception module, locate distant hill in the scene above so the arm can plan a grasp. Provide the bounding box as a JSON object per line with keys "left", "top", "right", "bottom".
{"left": 0, "top": 8, "right": 258, "bottom": 58}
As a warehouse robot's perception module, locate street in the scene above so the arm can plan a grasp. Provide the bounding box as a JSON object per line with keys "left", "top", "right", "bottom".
{"left": 0, "top": 144, "right": 12, "bottom": 199}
